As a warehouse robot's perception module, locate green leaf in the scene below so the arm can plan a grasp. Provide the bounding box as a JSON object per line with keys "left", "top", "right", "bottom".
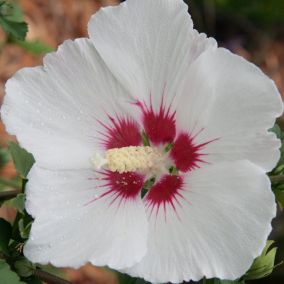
{"left": 0, "top": 16, "right": 27, "bottom": 40}
{"left": 0, "top": 147, "right": 10, "bottom": 167}
{"left": 117, "top": 272, "right": 150, "bottom": 284}
{"left": 0, "top": 217, "right": 12, "bottom": 255}
{"left": 5, "top": 193, "right": 25, "bottom": 214}
{"left": 269, "top": 124, "right": 284, "bottom": 169}
{"left": 270, "top": 124, "right": 284, "bottom": 139}
{"left": 0, "top": 0, "right": 27, "bottom": 40}
{"left": 14, "top": 258, "right": 35, "bottom": 278}
{"left": 274, "top": 189, "right": 284, "bottom": 209}
{"left": 8, "top": 142, "right": 35, "bottom": 178}
{"left": 0, "top": 259, "right": 25, "bottom": 284}
{"left": 276, "top": 183, "right": 284, "bottom": 191}
{"left": 12, "top": 39, "right": 54, "bottom": 55}
{"left": 0, "top": 178, "right": 21, "bottom": 189}
{"left": 18, "top": 217, "right": 31, "bottom": 239}
{"left": 134, "top": 279, "right": 150, "bottom": 284}
{"left": 0, "top": 1, "right": 25, "bottom": 22}
{"left": 244, "top": 240, "right": 277, "bottom": 280}
{"left": 273, "top": 164, "right": 284, "bottom": 175}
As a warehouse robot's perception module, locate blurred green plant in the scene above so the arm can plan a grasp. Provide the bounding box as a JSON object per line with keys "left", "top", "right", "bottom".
{"left": 0, "top": 0, "right": 53, "bottom": 54}
{"left": 215, "top": 0, "right": 284, "bottom": 25}
{"left": 187, "top": 0, "right": 284, "bottom": 42}
{"left": 270, "top": 124, "right": 284, "bottom": 209}
{"left": 0, "top": 0, "right": 27, "bottom": 40}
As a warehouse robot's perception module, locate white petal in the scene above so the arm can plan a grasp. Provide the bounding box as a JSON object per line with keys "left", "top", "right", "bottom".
{"left": 1, "top": 38, "right": 135, "bottom": 169}
{"left": 88, "top": 0, "right": 216, "bottom": 110}
{"left": 24, "top": 165, "right": 148, "bottom": 269}
{"left": 125, "top": 161, "right": 276, "bottom": 283}
{"left": 176, "top": 48, "right": 283, "bottom": 172}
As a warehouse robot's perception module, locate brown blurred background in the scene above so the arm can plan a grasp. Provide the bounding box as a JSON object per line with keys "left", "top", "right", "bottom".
{"left": 0, "top": 0, "right": 284, "bottom": 283}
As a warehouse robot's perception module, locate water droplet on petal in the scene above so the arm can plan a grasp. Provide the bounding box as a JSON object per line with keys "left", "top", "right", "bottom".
{"left": 37, "top": 245, "right": 43, "bottom": 251}
{"left": 60, "top": 235, "right": 66, "bottom": 241}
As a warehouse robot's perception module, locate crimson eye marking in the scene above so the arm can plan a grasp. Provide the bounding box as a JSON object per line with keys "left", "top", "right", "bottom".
{"left": 145, "top": 174, "right": 185, "bottom": 217}
{"left": 90, "top": 100, "right": 218, "bottom": 219}
{"left": 170, "top": 132, "right": 217, "bottom": 172}
{"left": 98, "top": 116, "right": 141, "bottom": 149}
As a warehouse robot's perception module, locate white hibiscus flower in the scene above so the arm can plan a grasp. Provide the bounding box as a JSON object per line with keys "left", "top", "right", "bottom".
{"left": 1, "top": 0, "right": 283, "bottom": 283}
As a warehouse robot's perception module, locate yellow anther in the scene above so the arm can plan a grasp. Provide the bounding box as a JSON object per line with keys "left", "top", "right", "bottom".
{"left": 106, "top": 146, "right": 164, "bottom": 174}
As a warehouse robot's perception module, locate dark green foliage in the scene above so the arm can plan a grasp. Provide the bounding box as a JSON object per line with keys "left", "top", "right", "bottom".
{"left": 117, "top": 271, "right": 151, "bottom": 284}
{"left": 0, "top": 218, "right": 12, "bottom": 255}
{"left": 270, "top": 124, "right": 284, "bottom": 208}
{"left": 204, "top": 279, "right": 244, "bottom": 284}
{"left": 0, "top": 1, "right": 53, "bottom": 54}
{"left": 14, "top": 259, "right": 35, "bottom": 278}
{"left": 215, "top": 0, "right": 284, "bottom": 25}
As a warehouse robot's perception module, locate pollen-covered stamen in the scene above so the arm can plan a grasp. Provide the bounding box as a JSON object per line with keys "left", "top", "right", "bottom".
{"left": 106, "top": 146, "right": 166, "bottom": 174}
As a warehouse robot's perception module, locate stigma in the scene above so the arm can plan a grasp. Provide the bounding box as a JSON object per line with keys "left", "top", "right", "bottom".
{"left": 91, "top": 146, "right": 167, "bottom": 174}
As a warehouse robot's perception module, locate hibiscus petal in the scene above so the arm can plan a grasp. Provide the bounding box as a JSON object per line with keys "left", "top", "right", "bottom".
{"left": 175, "top": 48, "right": 283, "bottom": 172}
{"left": 88, "top": 0, "right": 216, "bottom": 111}
{"left": 125, "top": 161, "right": 276, "bottom": 283}
{"left": 24, "top": 165, "right": 148, "bottom": 269}
{"left": 1, "top": 38, "right": 135, "bottom": 169}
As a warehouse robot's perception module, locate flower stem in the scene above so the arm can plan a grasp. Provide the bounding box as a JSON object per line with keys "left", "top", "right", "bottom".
{"left": 34, "top": 269, "right": 71, "bottom": 284}
{"left": 270, "top": 175, "right": 284, "bottom": 183}
{"left": 0, "top": 189, "right": 21, "bottom": 200}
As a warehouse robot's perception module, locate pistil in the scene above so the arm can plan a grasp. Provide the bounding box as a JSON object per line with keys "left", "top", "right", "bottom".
{"left": 106, "top": 146, "right": 164, "bottom": 174}
{"left": 91, "top": 146, "right": 168, "bottom": 174}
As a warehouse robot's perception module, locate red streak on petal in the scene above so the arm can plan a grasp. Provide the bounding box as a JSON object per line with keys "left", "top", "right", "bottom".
{"left": 98, "top": 116, "right": 141, "bottom": 149}
{"left": 137, "top": 98, "right": 176, "bottom": 145}
{"left": 170, "top": 132, "right": 217, "bottom": 172}
{"left": 96, "top": 171, "right": 144, "bottom": 203}
{"left": 146, "top": 175, "right": 184, "bottom": 216}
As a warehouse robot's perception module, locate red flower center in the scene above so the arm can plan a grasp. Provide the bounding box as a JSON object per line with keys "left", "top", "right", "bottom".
{"left": 92, "top": 99, "right": 216, "bottom": 212}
